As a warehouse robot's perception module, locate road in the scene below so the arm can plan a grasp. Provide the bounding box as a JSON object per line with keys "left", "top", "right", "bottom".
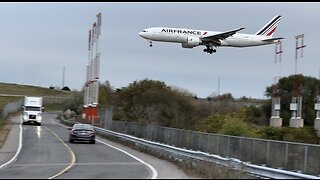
{"left": 0, "top": 113, "right": 194, "bottom": 179}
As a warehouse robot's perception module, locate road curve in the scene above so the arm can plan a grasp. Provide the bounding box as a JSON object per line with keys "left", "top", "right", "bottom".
{"left": 0, "top": 113, "right": 152, "bottom": 179}
{"left": 0, "top": 112, "right": 194, "bottom": 179}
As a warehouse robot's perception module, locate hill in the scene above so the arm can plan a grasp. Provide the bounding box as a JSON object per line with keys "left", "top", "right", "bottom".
{"left": 0, "top": 82, "right": 72, "bottom": 108}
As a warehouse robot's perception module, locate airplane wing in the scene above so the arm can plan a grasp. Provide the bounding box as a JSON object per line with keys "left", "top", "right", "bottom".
{"left": 262, "top": 37, "right": 284, "bottom": 42}
{"left": 201, "top": 27, "right": 245, "bottom": 42}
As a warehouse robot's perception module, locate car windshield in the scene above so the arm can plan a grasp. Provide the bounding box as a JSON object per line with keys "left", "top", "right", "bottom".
{"left": 73, "top": 124, "right": 93, "bottom": 130}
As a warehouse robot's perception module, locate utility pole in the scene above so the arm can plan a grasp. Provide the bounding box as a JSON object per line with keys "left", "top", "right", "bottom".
{"left": 290, "top": 34, "right": 306, "bottom": 128}
{"left": 62, "top": 66, "right": 65, "bottom": 88}
{"left": 83, "top": 12, "right": 102, "bottom": 124}
{"left": 270, "top": 41, "right": 283, "bottom": 127}
{"left": 314, "top": 66, "right": 320, "bottom": 136}
{"left": 294, "top": 34, "right": 306, "bottom": 75}
{"left": 218, "top": 76, "right": 220, "bottom": 96}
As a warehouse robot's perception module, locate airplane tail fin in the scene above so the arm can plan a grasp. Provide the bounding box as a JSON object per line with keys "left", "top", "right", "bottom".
{"left": 255, "top": 15, "right": 281, "bottom": 37}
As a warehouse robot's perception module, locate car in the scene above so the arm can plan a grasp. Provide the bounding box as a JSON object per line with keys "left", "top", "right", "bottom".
{"left": 68, "top": 124, "right": 96, "bottom": 144}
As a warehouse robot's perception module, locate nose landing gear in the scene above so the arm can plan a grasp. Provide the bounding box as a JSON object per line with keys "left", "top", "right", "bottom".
{"left": 148, "top": 40, "right": 153, "bottom": 47}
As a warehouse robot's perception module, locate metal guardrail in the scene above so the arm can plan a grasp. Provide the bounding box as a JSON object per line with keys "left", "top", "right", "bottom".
{"left": 93, "top": 126, "right": 320, "bottom": 179}
{"left": 60, "top": 118, "right": 320, "bottom": 179}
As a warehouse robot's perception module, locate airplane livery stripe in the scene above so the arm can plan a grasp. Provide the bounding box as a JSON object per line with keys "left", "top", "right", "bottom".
{"left": 262, "top": 22, "right": 279, "bottom": 36}
{"left": 266, "top": 27, "right": 277, "bottom": 36}
{"left": 258, "top": 18, "right": 280, "bottom": 36}
{"left": 260, "top": 20, "right": 280, "bottom": 36}
{"left": 256, "top": 16, "right": 281, "bottom": 36}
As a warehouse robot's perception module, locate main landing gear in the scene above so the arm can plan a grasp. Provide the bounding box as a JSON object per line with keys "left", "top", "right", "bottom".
{"left": 203, "top": 45, "right": 216, "bottom": 54}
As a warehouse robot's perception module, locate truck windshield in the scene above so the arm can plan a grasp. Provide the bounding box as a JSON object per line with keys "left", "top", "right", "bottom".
{"left": 25, "top": 106, "right": 41, "bottom": 111}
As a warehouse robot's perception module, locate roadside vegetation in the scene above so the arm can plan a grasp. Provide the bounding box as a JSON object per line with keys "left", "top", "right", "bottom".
{"left": 0, "top": 82, "right": 71, "bottom": 97}
{"left": 83, "top": 75, "right": 320, "bottom": 144}
{"left": 0, "top": 117, "right": 9, "bottom": 148}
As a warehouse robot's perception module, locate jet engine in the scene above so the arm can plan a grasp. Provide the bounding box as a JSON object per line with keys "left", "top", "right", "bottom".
{"left": 182, "top": 37, "right": 201, "bottom": 48}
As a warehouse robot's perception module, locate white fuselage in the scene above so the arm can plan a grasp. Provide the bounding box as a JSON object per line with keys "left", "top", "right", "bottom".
{"left": 139, "top": 27, "right": 274, "bottom": 48}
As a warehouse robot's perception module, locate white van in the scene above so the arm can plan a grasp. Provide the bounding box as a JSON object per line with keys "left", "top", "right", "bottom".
{"left": 22, "top": 96, "right": 44, "bottom": 126}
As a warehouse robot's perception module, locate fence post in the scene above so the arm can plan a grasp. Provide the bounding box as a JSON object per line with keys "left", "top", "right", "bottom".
{"left": 227, "top": 136, "right": 230, "bottom": 158}
{"left": 267, "top": 141, "right": 270, "bottom": 165}
{"left": 285, "top": 143, "right": 288, "bottom": 169}
{"left": 216, "top": 135, "right": 219, "bottom": 155}
{"left": 304, "top": 145, "right": 308, "bottom": 173}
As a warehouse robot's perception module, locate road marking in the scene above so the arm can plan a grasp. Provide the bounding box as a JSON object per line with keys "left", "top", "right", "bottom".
{"left": 0, "top": 116, "right": 23, "bottom": 169}
{"left": 50, "top": 118, "right": 158, "bottom": 179}
{"left": 96, "top": 139, "right": 158, "bottom": 179}
{"left": 44, "top": 125, "right": 76, "bottom": 179}
{"left": 11, "top": 162, "right": 143, "bottom": 166}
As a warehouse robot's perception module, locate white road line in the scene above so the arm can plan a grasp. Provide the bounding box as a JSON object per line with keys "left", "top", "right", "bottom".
{"left": 0, "top": 117, "right": 23, "bottom": 169}
{"left": 96, "top": 139, "right": 158, "bottom": 179}
{"left": 50, "top": 118, "right": 158, "bottom": 179}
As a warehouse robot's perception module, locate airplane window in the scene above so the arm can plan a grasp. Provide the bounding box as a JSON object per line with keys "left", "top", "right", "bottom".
{"left": 143, "top": 30, "right": 147, "bottom": 32}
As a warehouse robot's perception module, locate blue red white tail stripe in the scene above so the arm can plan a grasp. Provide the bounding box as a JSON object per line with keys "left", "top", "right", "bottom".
{"left": 255, "top": 15, "right": 281, "bottom": 37}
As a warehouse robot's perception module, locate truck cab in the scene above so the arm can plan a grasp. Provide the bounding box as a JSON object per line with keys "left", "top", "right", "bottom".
{"left": 22, "top": 96, "right": 43, "bottom": 126}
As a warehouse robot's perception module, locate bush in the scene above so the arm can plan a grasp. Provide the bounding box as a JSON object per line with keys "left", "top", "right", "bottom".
{"left": 283, "top": 127, "right": 319, "bottom": 144}
{"left": 218, "top": 117, "right": 260, "bottom": 138}
{"left": 196, "top": 114, "right": 226, "bottom": 133}
{"left": 62, "top": 86, "right": 71, "bottom": 91}
{"left": 259, "top": 126, "right": 320, "bottom": 144}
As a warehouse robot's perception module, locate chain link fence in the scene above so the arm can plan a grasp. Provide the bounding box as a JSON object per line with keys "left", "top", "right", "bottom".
{"left": 110, "top": 120, "right": 320, "bottom": 176}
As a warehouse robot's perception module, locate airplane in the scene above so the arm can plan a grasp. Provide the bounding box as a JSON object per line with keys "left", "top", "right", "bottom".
{"left": 138, "top": 15, "right": 283, "bottom": 54}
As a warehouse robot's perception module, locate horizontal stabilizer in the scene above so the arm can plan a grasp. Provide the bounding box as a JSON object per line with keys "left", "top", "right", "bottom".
{"left": 262, "top": 37, "right": 284, "bottom": 42}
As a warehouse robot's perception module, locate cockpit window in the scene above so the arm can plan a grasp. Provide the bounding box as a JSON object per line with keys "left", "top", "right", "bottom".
{"left": 142, "top": 30, "right": 147, "bottom": 32}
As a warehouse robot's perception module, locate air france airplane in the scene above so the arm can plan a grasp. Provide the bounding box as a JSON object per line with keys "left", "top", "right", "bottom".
{"left": 138, "top": 15, "right": 283, "bottom": 54}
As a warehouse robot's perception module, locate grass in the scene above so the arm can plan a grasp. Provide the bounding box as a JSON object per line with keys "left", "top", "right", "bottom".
{"left": 0, "top": 82, "right": 72, "bottom": 97}
{"left": 0, "top": 82, "right": 73, "bottom": 109}
{"left": 0, "top": 96, "right": 22, "bottom": 108}
{"left": 0, "top": 118, "right": 9, "bottom": 148}
{"left": 45, "top": 103, "right": 65, "bottom": 112}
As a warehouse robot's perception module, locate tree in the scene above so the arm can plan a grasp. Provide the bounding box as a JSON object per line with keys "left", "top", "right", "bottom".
{"left": 116, "top": 79, "right": 197, "bottom": 129}
{"left": 62, "top": 86, "right": 71, "bottom": 91}
{"left": 265, "top": 74, "right": 319, "bottom": 126}
{"left": 99, "top": 81, "right": 117, "bottom": 108}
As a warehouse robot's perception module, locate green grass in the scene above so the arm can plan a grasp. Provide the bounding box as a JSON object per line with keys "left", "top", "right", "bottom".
{"left": 0, "top": 82, "right": 71, "bottom": 97}
{"left": 0, "top": 82, "right": 73, "bottom": 109}
{"left": 0, "top": 96, "right": 22, "bottom": 108}
{"left": 45, "top": 103, "right": 65, "bottom": 112}
{"left": 0, "top": 118, "right": 6, "bottom": 129}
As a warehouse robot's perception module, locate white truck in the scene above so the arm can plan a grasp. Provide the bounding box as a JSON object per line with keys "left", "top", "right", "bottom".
{"left": 22, "top": 96, "right": 44, "bottom": 126}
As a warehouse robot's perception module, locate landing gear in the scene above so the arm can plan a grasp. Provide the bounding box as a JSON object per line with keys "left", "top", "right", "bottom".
{"left": 203, "top": 45, "right": 216, "bottom": 54}
{"left": 148, "top": 40, "right": 153, "bottom": 47}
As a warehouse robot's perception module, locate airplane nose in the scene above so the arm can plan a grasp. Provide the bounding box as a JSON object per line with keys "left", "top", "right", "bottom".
{"left": 138, "top": 32, "right": 143, "bottom": 37}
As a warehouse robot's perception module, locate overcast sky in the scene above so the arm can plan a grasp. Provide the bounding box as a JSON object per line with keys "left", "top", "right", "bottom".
{"left": 0, "top": 2, "right": 319, "bottom": 99}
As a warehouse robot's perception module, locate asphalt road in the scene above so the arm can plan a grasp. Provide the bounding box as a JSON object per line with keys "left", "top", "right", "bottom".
{"left": 0, "top": 113, "right": 194, "bottom": 179}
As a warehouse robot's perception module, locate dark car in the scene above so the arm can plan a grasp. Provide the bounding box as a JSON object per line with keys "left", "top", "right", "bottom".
{"left": 68, "top": 124, "right": 95, "bottom": 144}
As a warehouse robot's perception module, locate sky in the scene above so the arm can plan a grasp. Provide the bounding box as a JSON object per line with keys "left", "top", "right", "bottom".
{"left": 0, "top": 2, "right": 319, "bottom": 99}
